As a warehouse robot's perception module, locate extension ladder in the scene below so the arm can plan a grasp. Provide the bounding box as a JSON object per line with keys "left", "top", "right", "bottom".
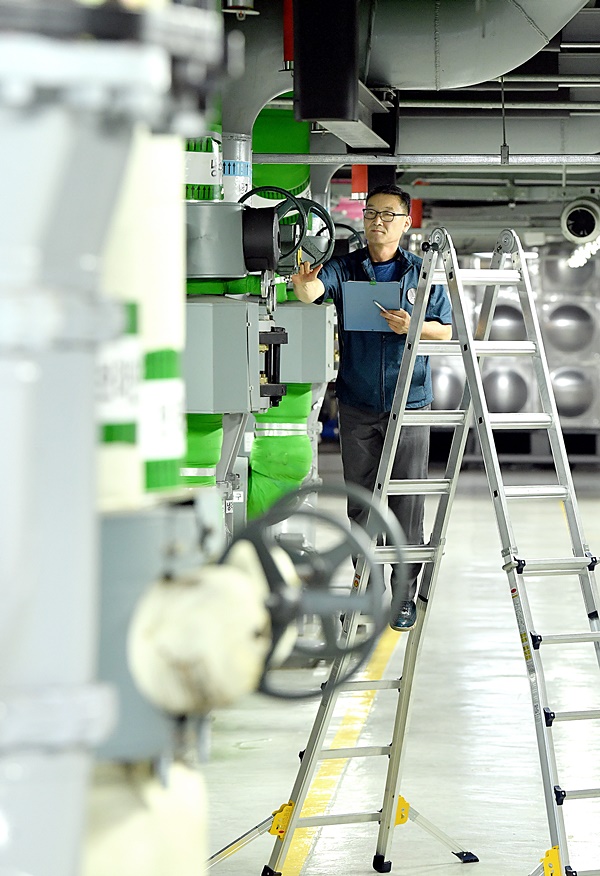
{"left": 212, "top": 227, "right": 600, "bottom": 876}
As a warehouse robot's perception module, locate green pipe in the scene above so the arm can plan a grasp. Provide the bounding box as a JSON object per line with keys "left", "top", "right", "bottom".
{"left": 247, "top": 383, "right": 312, "bottom": 519}
{"left": 183, "top": 414, "right": 224, "bottom": 487}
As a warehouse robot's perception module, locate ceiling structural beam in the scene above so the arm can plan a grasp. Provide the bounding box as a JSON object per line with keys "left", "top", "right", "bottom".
{"left": 395, "top": 101, "right": 600, "bottom": 110}
{"left": 492, "top": 75, "right": 600, "bottom": 84}
{"left": 256, "top": 154, "right": 600, "bottom": 166}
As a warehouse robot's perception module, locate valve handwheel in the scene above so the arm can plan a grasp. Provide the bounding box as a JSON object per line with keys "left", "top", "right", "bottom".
{"left": 238, "top": 185, "right": 308, "bottom": 260}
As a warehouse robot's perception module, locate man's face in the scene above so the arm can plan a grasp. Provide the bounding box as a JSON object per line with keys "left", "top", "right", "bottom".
{"left": 363, "top": 193, "right": 412, "bottom": 247}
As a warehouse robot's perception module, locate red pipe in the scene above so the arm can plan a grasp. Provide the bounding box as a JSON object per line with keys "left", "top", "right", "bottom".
{"left": 351, "top": 164, "right": 368, "bottom": 199}
{"left": 283, "top": 0, "right": 294, "bottom": 63}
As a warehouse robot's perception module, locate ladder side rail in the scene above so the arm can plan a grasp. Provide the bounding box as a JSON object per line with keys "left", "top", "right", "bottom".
{"left": 508, "top": 233, "right": 600, "bottom": 638}
{"left": 375, "top": 251, "right": 481, "bottom": 861}
{"left": 375, "top": 499, "right": 466, "bottom": 860}
{"left": 263, "top": 633, "right": 368, "bottom": 873}
{"left": 471, "top": 230, "right": 572, "bottom": 866}
{"left": 264, "top": 248, "right": 440, "bottom": 874}
{"left": 371, "top": 243, "right": 439, "bottom": 509}
{"left": 510, "top": 233, "right": 592, "bottom": 554}
{"left": 504, "top": 563, "right": 572, "bottom": 861}
{"left": 441, "top": 231, "right": 520, "bottom": 565}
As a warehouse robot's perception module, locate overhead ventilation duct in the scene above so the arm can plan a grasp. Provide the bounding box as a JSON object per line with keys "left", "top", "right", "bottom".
{"left": 368, "top": 0, "right": 590, "bottom": 90}
{"left": 293, "top": 0, "right": 389, "bottom": 148}
{"left": 560, "top": 198, "right": 600, "bottom": 245}
{"left": 316, "top": 82, "right": 389, "bottom": 149}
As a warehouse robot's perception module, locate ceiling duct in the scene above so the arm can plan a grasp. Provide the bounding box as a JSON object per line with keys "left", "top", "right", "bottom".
{"left": 366, "top": 0, "right": 590, "bottom": 90}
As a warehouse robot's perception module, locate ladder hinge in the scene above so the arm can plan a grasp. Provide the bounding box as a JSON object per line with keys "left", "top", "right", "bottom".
{"left": 553, "top": 785, "right": 566, "bottom": 806}
{"left": 565, "top": 867, "right": 578, "bottom": 875}
{"left": 544, "top": 707, "right": 555, "bottom": 727}
{"left": 586, "top": 552, "right": 598, "bottom": 571}
{"left": 531, "top": 632, "right": 542, "bottom": 650}
{"left": 516, "top": 557, "right": 526, "bottom": 574}
{"left": 269, "top": 801, "right": 295, "bottom": 839}
{"left": 261, "top": 867, "right": 282, "bottom": 876}
{"left": 589, "top": 610, "right": 599, "bottom": 621}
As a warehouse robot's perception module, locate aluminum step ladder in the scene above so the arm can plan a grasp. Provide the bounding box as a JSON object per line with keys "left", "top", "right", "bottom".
{"left": 211, "top": 227, "right": 600, "bottom": 876}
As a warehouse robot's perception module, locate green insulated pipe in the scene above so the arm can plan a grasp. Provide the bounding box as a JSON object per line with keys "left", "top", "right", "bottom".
{"left": 247, "top": 383, "right": 313, "bottom": 519}
{"left": 252, "top": 106, "right": 310, "bottom": 197}
{"left": 183, "top": 414, "right": 224, "bottom": 487}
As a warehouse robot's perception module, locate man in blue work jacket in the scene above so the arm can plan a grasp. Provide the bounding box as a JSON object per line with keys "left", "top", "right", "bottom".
{"left": 291, "top": 184, "right": 452, "bottom": 630}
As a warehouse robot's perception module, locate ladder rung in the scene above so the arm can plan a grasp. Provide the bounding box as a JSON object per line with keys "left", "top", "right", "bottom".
{"left": 403, "top": 410, "right": 466, "bottom": 426}
{"left": 489, "top": 413, "right": 553, "bottom": 430}
{"left": 504, "top": 485, "right": 569, "bottom": 500}
{"left": 336, "top": 678, "right": 402, "bottom": 692}
{"left": 387, "top": 478, "right": 451, "bottom": 496}
{"left": 514, "top": 557, "right": 594, "bottom": 576}
{"left": 551, "top": 709, "right": 600, "bottom": 723}
{"left": 375, "top": 545, "right": 439, "bottom": 564}
{"left": 417, "top": 340, "right": 536, "bottom": 357}
{"left": 537, "top": 632, "right": 600, "bottom": 646}
{"left": 299, "top": 812, "right": 380, "bottom": 828}
{"left": 432, "top": 267, "right": 521, "bottom": 285}
{"left": 561, "top": 787, "right": 600, "bottom": 802}
{"left": 319, "top": 745, "right": 390, "bottom": 760}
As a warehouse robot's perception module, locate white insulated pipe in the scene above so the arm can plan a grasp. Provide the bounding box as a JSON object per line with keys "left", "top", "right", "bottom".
{"left": 0, "top": 35, "right": 166, "bottom": 876}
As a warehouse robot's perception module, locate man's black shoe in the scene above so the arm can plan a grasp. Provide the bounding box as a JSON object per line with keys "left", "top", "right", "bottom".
{"left": 390, "top": 599, "right": 416, "bottom": 631}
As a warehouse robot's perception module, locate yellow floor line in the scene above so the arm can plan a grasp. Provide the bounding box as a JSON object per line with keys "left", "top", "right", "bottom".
{"left": 281, "top": 627, "right": 402, "bottom": 875}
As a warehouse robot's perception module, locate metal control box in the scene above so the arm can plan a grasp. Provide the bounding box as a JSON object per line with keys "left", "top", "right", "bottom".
{"left": 276, "top": 301, "right": 336, "bottom": 384}
{"left": 184, "top": 296, "right": 261, "bottom": 413}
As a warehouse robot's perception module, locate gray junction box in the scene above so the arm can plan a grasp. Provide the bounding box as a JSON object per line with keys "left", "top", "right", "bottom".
{"left": 277, "top": 301, "right": 336, "bottom": 384}
{"left": 184, "top": 296, "right": 261, "bottom": 413}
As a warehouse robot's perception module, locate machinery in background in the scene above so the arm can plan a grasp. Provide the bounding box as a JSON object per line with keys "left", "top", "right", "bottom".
{"left": 85, "top": 481, "right": 399, "bottom": 876}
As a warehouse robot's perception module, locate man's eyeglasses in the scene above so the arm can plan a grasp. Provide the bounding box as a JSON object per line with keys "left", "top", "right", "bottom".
{"left": 363, "top": 208, "right": 409, "bottom": 223}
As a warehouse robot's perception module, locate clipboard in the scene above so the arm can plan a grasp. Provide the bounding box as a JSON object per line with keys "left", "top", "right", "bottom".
{"left": 342, "top": 281, "right": 401, "bottom": 332}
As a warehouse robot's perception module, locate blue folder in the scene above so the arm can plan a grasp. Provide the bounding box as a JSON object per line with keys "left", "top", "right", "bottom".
{"left": 342, "top": 281, "right": 402, "bottom": 332}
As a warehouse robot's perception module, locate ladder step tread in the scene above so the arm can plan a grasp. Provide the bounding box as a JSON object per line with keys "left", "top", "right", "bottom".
{"left": 537, "top": 632, "right": 600, "bottom": 646}
{"left": 403, "top": 410, "right": 466, "bottom": 426}
{"left": 511, "top": 557, "right": 595, "bottom": 575}
{"left": 504, "top": 485, "right": 570, "bottom": 500}
{"left": 561, "top": 787, "right": 600, "bottom": 801}
{"left": 387, "top": 478, "right": 451, "bottom": 495}
{"left": 319, "top": 745, "right": 391, "bottom": 760}
{"left": 336, "top": 678, "right": 402, "bottom": 692}
{"left": 375, "top": 545, "right": 439, "bottom": 563}
{"left": 489, "top": 413, "right": 553, "bottom": 429}
{"left": 552, "top": 709, "right": 600, "bottom": 722}
{"left": 298, "top": 812, "right": 381, "bottom": 828}
{"left": 432, "top": 267, "right": 521, "bottom": 285}
{"left": 417, "top": 340, "right": 536, "bottom": 356}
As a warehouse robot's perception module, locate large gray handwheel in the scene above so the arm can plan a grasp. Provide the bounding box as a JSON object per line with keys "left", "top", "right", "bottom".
{"left": 296, "top": 197, "right": 336, "bottom": 264}
{"left": 220, "top": 482, "right": 405, "bottom": 699}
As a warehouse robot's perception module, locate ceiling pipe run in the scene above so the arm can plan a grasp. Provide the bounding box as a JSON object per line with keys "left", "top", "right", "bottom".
{"left": 365, "top": 0, "right": 590, "bottom": 90}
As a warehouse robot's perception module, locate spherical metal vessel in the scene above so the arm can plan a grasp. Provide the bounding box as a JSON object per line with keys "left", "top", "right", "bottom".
{"left": 432, "top": 365, "right": 464, "bottom": 410}
{"left": 483, "top": 368, "right": 528, "bottom": 413}
{"left": 541, "top": 257, "right": 595, "bottom": 291}
{"left": 550, "top": 368, "right": 595, "bottom": 418}
{"left": 545, "top": 304, "right": 595, "bottom": 353}
{"left": 489, "top": 304, "right": 527, "bottom": 342}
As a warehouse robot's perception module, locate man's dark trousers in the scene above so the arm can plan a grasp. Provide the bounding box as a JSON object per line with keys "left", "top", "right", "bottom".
{"left": 338, "top": 401, "right": 430, "bottom": 602}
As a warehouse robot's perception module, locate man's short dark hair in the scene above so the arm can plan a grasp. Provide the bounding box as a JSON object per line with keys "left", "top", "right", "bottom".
{"left": 366, "top": 184, "right": 411, "bottom": 214}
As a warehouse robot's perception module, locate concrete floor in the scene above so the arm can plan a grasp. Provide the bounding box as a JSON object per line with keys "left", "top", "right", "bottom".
{"left": 203, "top": 445, "right": 600, "bottom": 876}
